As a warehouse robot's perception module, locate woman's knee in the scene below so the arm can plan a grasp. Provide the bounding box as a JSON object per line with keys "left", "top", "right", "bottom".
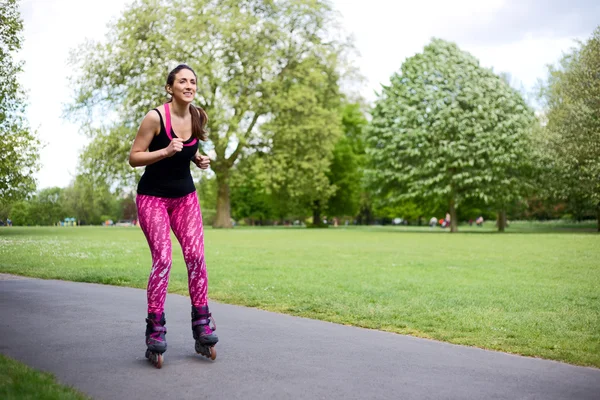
{"left": 152, "top": 256, "right": 172, "bottom": 270}
{"left": 185, "top": 253, "right": 205, "bottom": 269}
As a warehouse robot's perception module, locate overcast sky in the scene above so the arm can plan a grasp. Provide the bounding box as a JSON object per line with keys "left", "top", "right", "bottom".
{"left": 17, "top": 0, "right": 600, "bottom": 189}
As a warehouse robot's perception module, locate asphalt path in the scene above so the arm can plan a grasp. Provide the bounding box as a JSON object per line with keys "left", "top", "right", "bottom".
{"left": 1, "top": 275, "right": 599, "bottom": 400}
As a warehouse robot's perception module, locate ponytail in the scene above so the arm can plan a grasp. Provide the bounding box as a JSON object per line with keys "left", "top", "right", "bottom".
{"left": 190, "top": 104, "right": 208, "bottom": 142}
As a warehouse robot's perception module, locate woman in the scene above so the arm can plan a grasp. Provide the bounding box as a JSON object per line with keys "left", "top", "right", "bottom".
{"left": 129, "top": 64, "right": 218, "bottom": 367}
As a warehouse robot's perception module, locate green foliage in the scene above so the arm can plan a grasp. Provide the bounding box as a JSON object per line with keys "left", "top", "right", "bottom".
{"left": 245, "top": 38, "right": 345, "bottom": 223}
{"left": 196, "top": 173, "right": 217, "bottom": 211}
{"left": 326, "top": 103, "right": 368, "bottom": 218}
{"left": 61, "top": 174, "right": 119, "bottom": 225}
{"left": 67, "top": 0, "right": 351, "bottom": 227}
{"left": 537, "top": 27, "right": 600, "bottom": 227}
{"left": 78, "top": 126, "right": 141, "bottom": 190}
{"left": 326, "top": 136, "right": 360, "bottom": 216}
{"left": 5, "top": 180, "right": 141, "bottom": 226}
{"left": 230, "top": 155, "right": 276, "bottom": 223}
{"left": 0, "top": 201, "right": 10, "bottom": 221}
{"left": 373, "top": 199, "right": 425, "bottom": 223}
{"left": 7, "top": 180, "right": 118, "bottom": 226}
{"left": 196, "top": 173, "right": 218, "bottom": 225}
{"left": 341, "top": 102, "right": 368, "bottom": 155}
{"left": 29, "top": 187, "right": 66, "bottom": 225}
{"left": 0, "top": 0, "right": 40, "bottom": 203}
{"left": 8, "top": 201, "right": 32, "bottom": 225}
{"left": 366, "top": 39, "right": 536, "bottom": 231}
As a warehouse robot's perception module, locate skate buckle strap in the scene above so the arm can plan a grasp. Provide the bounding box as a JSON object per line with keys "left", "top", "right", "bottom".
{"left": 192, "top": 315, "right": 216, "bottom": 332}
{"left": 153, "top": 326, "right": 167, "bottom": 333}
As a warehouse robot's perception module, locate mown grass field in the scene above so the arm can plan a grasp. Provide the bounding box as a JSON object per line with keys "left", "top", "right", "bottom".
{"left": 1, "top": 223, "right": 598, "bottom": 367}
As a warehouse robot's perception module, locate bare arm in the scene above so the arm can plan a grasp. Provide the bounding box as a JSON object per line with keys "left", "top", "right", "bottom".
{"left": 129, "top": 110, "right": 183, "bottom": 167}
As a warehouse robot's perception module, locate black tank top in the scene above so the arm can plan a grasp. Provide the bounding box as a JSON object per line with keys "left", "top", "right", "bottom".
{"left": 137, "top": 108, "right": 199, "bottom": 198}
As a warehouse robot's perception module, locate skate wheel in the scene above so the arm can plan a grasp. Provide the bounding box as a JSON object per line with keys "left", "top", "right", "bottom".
{"left": 148, "top": 352, "right": 163, "bottom": 369}
{"left": 209, "top": 346, "right": 216, "bottom": 360}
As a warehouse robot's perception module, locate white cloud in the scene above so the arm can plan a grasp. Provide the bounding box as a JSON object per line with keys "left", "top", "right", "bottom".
{"left": 334, "top": 0, "right": 594, "bottom": 99}
{"left": 17, "top": 0, "right": 596, "bottom": 189}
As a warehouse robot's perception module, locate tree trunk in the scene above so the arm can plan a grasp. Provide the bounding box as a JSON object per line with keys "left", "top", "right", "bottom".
{"left": 449, "top": 197, "right": 458, "bottom": 233}
{"left": 497, "top": 209, "right": 507, "bottom": 232}
{"left": 313, "top": 200, "right": 322, "bottom": 226}
{"left": 213, "top": 170, "right": 232, "bottom": 228}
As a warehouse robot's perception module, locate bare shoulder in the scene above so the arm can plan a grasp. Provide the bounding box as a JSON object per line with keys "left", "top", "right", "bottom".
{"left": 138, "top": 109, "right": 162, "bottom": 136}
{"left": 143, "top": 108, "right": 161, "bottom": 123}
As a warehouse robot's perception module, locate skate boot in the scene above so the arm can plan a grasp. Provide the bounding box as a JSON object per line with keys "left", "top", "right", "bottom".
{"left": 145, "top": 312, "right": 167, "bottom": 368}
{"left": 191, "top": 305, "right": 218, "bottom": 360}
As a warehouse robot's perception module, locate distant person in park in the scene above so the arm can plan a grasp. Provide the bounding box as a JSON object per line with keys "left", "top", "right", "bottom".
{"left": 476, "top": 216, "right": 484, "bottom": 226}
{"left": 128, "top": 64, "right": 218, "bottom": 367}
{"left": 429, "top": 217, "right": 437, "bottom": 228}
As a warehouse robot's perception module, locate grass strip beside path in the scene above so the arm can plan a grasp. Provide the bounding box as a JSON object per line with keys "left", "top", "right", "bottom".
{"left": 0, "top": 353, "right": 90, "bottom": 400}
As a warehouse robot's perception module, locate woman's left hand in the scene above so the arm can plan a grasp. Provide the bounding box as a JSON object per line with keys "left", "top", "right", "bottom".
{"left": 193, "top": 154, "right": 211, "bottom": 169}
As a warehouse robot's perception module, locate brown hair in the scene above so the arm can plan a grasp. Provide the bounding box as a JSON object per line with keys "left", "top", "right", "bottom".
{"left": 166, "top": 64, "right": 209, "bottom": 142}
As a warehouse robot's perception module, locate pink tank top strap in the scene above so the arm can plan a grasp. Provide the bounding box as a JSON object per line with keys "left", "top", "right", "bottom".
{"left": 163, "top": 102, "right": 198, "bottom": 147}
{"left": 163, "top": 103, "right": 174, "bottom": 141}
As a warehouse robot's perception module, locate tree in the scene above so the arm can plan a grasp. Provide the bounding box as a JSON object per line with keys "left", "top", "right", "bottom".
{"left": 0, "top": 200, "right": 10, "bottom": 221}
{"left": 6, "top": 188, "right": 66, "bottom": 226}
{"left": 0, "top": 0, "right": 40, "bottom": 203}
{"left": 195, "top": 172, "right": 218, "bottom": 226}
{"left": 326, "top": 103, "right": 368, "bottom": 220}
{"left": 29, "top": 187, "right": 66, "bottom": 225}
{"left": 68, "top": 0, "right": 350, "bottom": 228}
{"left": 255, "top": 51, "right": 344, "bottom": 226}
{"left": 230, "top": 155, "right": 276, "bottom": 224}
{"left": 118, "top": 193, "right": 138, "bottom": 221}
{"left": 62, "top": 174, "right": 118, "bottom": 225}
{"left": 373, "top": 199, "right": 425, "bottom": 225}
{"left": 365, "top": 38, "right": 536, "bottom": 232}
{"left": 8, "top": 200, "right": 32, "bottom": 226}
{"left": 538, "top": 27, "right": 600, "bottom": 231}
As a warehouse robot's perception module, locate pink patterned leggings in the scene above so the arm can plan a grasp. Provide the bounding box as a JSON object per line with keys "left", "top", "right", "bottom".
{"left": 136, "top": 191, "right": 208, "bottom": 315}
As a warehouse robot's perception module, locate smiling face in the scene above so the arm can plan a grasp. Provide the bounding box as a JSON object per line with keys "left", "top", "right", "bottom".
{"left": 167, "top": 68, "right": 197, "bottom": 104}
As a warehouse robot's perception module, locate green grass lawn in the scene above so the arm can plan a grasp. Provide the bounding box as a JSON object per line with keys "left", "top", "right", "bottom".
{"left": 0, "top": 354, "right": 90, "bottom": 400}
{"left": 1, "top": 224, "right": 598, "bottom": 368}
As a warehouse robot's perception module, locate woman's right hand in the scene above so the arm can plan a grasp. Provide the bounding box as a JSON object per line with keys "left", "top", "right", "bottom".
{"left": 164, "top": 138, "right": 184, "bottom": 157}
